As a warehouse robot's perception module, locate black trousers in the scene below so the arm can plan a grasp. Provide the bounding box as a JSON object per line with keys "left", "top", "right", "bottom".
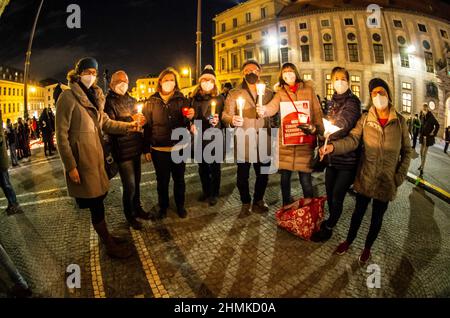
{"left": 445, "top": 142, "right": 449, "bottom": 153}
{"left": 198, "top": 162, "right": 221, "bottom": 198}
{"left": 412, "top": 133, "right": 419, "bottom": 149}
{"left": 324, "top": 166, "right": 357, "bottom": 228}
{"left": 152, "top": 150, "right": 186, "bottom": 210}
{"left": 118, "top": 156, "right": 142, "bottom": 221}
{"left": 346, "top": 193, "right": 389, "bottom": 249}
{"left": 237, "top": 162, "right": 270, "bottom": 204}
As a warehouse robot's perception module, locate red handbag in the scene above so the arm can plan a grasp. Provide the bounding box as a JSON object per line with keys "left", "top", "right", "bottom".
{"left": 275, "top": 196, "right": 327, "bottom": 240}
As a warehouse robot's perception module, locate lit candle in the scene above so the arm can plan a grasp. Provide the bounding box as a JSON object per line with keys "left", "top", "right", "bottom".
{"left": 211, "top": 101, "right": 217, "bottom": 117}
{"left": 236, "top": 97, "right": 245, "bottom": 118}
{"left": 321, "top": 118, "right": 342, "bottom": 160}
{"left": 136, "top": 103, "right": 143, "bottom": 114}
{"left": 256, "top": 83, "right": 266, "bottom": 105}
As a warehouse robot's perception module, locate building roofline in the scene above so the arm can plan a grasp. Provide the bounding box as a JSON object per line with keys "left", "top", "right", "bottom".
{"left": 277, "top": 5, "right": 450, "bottom": 25}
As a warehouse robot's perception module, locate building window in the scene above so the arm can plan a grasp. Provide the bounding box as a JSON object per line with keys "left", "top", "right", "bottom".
{"left": 301, "top": 45, "right": 310, "bottom": 62}
{"left": 397, "top": 36, "right": 406, "bottom": 45}
{"left": 440, "top": 29, "right": 448, "bottom": 39}
{"left": 351, "top": 75, "right": 361, "bottom": 83}
{"left": 233, "top": 18, "right": 238, "bottom": 28}
{"left": 372, "top": 33, "right": 381, "bottom": 42}
{"left": 231, "top": 53, "right": 239, "bottom": 70}
{"left": 344, "top": 18, "right": 354, "bottom": 26}
{"left": 402, "top": 82, "right": 412, "bottom": 90}
{"left": 303, "top": 74, "right": 312, "bottom": 81}
{"left": 8, "top": 104, "right": 11, "bottom": 113}
{"left": 399, "top": 47, "right": 410, "bottom": 68}
{"left": 422, "top": 40, "right": 431, "bottom": 50}
{"left": 324, "top": 44, "right": 334, "bottom": 61}
{"left": 347, "top": 33, "right": 356, "bottom": 41}
{"left": 246, "top": 34, "right": 252, "bottom": 40}
{"left": 323, "top": 33, "right": 332, "bottom": 42}
{"left": 348, "top": 43, "right": 359, "bottom": 62}
{"left": 221, "top": 43, "right": 226, "bottom": 48}
{"left": 418, "top": 23, "right": 427, "bottom": 32}
{"left": 299, "top": 22, "right": 307, "bottom": 30}
{"left": 12, "top": 88, "right": 15, "bottom": 96}
{"left": 261, "top": 47, "right": 270, "bottom": 65}
{"left": 402, "top": 92, "right": 412, "bottom": 113}
{"left": 425, "top": 52, "right": 434, "bottom": 73}
{"left": 321, "top": 19, "right": 330, "bottom": 27}
{"left": 281, "top": 38, "right": 288, "bottom": 46}
{"left": 245, "top": 49, "right": 253, "bottom": 60}
{"left": 300, "top": 35, "right": 308, "bottom": 43}
{"left": 261, "top": 30, "right": 268, "bottom": 37}
{"left": 233, "top": 39, "right": 238, "bottom": 44}
{"left": 280, "top": 47, "right": 289, "bottom": 64}
{"left": 351, "top": 85, "right": 360, "bottom": 98}
{"left": 326, "top": 83, "right": 334, "bottom": 99}
{"left": 221, "top": 23, "right": 226, "bottom": 33}
{"left": 326, "top": 74, "right": 331, "bottom": 81}
{"left": 373, "top": 44, "right": 385, "bottom": 64}
{"left": 393, "top": 20, "right": 403, "bottom": 28}
{"left": 246, "top": 12, "right": 251, "bottom": 24}
{"left": 280, "top": 26, "right": 287, "bottom": 33}
{"left": 261, "top": 7, "right": 267, "bottom": 19}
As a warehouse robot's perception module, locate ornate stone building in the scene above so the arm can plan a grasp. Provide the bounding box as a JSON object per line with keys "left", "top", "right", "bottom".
{"left": 214, "top": 0, "right": 450, "bottom": 134}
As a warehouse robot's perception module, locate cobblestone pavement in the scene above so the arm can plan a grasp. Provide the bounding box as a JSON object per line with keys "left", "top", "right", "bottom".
{"left": 0, "top": 143, "right": 449, "bottom": 298}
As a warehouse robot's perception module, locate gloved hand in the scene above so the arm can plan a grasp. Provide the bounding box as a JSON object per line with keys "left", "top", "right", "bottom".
{"left": 297, "top": 124, "right": 317, "bottom": 135}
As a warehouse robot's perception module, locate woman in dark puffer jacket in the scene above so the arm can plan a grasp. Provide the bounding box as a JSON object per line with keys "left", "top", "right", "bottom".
{"left": 311, "top": 67, "right": 362, "bottom": 242}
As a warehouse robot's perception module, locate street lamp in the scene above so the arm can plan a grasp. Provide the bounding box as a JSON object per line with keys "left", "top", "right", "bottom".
{"left": 23, "top": 0, "right": 44, "bottom": 120}
{"left": 181, "top": 67, "right": 192, "bottom": 88}
{"left": 407, "top": 45, "right": 416, "bottom": 54}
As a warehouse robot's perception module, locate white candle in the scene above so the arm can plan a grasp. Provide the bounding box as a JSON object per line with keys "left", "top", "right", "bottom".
{"left": 211, "top": 101, "right": 217, "bottom": 117}
{"left": 236, "top": 97, "right": 245, "bottom": 118}
{"left": 256, "top": 83, "right": 266, "bottom": 107}
{"left": 136, "top": 103, "right": 143, "bottom": 114}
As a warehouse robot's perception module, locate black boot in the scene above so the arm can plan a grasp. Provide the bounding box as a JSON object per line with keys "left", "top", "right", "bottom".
{"left": 177, "top": 207, "right": 187, "bottom": 219}
{"left": 311, "top": 222, "right": 333, "bottom": 242}
{"left": 128, "top": 218, "right": 143, "bottom": 231}
{"left": 135, "top": 206, "right": 151, "bottom": 220}
{"left": 93, "top": 220, "right": 132, "bottom": 259}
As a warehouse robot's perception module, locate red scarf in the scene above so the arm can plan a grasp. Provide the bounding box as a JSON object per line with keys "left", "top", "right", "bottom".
{"left": 289, "top": 83, "right": 299, "bottom": 93}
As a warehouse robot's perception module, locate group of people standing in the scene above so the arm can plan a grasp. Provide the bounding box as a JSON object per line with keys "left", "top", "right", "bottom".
{"left": 56, "top": 56, "right": 447, "bottom": 266}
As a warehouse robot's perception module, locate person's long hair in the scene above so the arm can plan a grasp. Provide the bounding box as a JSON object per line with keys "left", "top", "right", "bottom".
{"left": 277, "top": 62, "right": 303, "bottom": 87}
{"left": 156, "top": 67, "right": 180, "bottom": 93}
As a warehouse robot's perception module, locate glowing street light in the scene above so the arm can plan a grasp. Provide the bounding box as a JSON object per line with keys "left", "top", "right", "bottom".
{"left": 407, "top": 45, "right": 416, "bottom": 54}
{"left": 29, "top": 86, "right": 36, "bottom": 94}
{"left": 265, "top": 36, "right": 278, "bottom": 48}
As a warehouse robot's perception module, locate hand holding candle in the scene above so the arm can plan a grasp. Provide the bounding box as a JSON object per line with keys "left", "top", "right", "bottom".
{"left": 236, "top": 96, "right": 245, "bottom": 118}
{"left": 256, "top": 83, "right": 266, "bottom": 119}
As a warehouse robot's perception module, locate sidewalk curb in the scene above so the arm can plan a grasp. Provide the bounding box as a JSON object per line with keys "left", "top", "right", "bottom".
{"left": 406, "top": 172, "right": 450, "bottom": 204}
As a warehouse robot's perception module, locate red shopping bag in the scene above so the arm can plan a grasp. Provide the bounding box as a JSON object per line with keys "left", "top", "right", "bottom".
{"left": 275, "top": 196, "right": 327, "bottom": 241}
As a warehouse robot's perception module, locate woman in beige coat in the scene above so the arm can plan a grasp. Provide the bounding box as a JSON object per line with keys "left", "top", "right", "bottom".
{"left": 258, "top": 63, "right": 324, "bottom": 205}
{"left": 56, "top": 57, "right": 139, "bottom": 259}
{"left": 320, "top": 78, "right": 412, "bottom": 264}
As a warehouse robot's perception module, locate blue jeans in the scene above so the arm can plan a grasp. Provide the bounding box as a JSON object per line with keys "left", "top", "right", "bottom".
{"left": 118, "top": 156, "right": 142, "bottom": 221}
{"left": 0, "top": 170, "right": 17, "bottom": 206}
{"left": 280, "top": 170, "right": 314, "bottom": 205}
{"left": 0, "top": 243, "right": 29, "bottom": 288}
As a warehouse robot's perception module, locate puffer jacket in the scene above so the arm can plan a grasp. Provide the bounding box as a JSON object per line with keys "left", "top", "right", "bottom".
{"left": 142, "top": 91, "right": 190, "bottom": 153}
{"left": 326, "top": 89, "right": 362, "bottom": 170}
{"left": 332, "top": 106, "right": 412, "bottom": 202}
{"left": 264, "top": 82, "right": 324, "bottom": 173}
{"left": 105, "top": 90, "right": 143, "bottom": 162}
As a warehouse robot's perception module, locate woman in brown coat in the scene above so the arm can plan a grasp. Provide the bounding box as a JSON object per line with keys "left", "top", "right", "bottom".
{"left": 258, "top": 63, "right": 324, "bottom": 205}
{"left": 56, "top": 57, "right": 139, "bottom": 259}
{"left": 320, "top": 78, "right": 412, "bottom": 264}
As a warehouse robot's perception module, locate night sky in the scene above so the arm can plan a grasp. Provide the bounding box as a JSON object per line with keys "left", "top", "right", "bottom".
{"left": 0, "top": 0, "right": 244, "bottom": 84}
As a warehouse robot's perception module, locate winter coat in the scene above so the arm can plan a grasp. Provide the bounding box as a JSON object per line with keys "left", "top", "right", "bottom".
{"left": 6, "top": 124, "right": 16, "bottom": 145}
{"left": 419, "top": 111, "right": 440, "bottom": 146}
{"left": 263, "top": 82, "right": 324, "bottom": 173}
{"left": 445, "top": 126, "right": 450, "bottom": 142}
{"left": 105, "top": 90, "right": 143, "bottom": 162}
{"left": 191, "top": 93, "right": 225, "bottom": 149}
{"left": 56, "top": 81, "right": 132, "bottom": 199}
{"left": 39, "top": 108, "right": 54, "bottom": 139}
{"left": 326, "top": 89, "right": 362, "bottom": 170}
{"left": 222, "top": 81, "right": 274, "bottom": 163}
{"left": 142, "top": 91, "right": 191, "bottom": 153}
{"left": 332, "top": 106, "right": 412, "bottom": 202}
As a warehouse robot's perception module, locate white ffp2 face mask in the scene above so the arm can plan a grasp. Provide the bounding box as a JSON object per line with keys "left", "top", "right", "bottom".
{"left": 114, "top": 82, "right": 129, "bottom": 96}
{"left": 201, "top": 81, "right": 215, "bottom": 93}
{"left": 334, "top": 80, "right": 349, "bottom": 95}
{"left": 161, "top": 81, "right": 176, "bottom": 94}
{"left": 373, "top": 94, "right": 389, "bottom": 110}
{"left": 80, "top": 75, "right": 96, "bottom": 89}
{"left": 282, "top": 72, "right": 297, "bottom": 85}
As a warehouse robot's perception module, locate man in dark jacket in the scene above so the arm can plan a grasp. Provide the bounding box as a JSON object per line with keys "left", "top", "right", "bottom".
{"left": 418, "top": 103, "right": 440, "bottom": 176}
{"left": 105, "top": 70, "right": 150, "bottom": 230}
{"left": 39, "top": 108, "right": 54, "bottom": 156}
